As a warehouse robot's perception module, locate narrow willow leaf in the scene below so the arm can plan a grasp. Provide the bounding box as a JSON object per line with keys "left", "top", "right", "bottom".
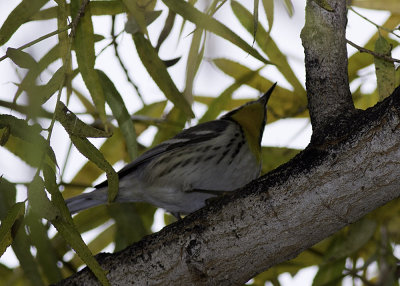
{"left": 312, "top": 258, "right": 346, "bottom": 286}
{"left": 133, "top": 33, "right": 194, "bottom": 117}
{"left": 352, "top": 0, "right": 400, "bottom": 13}
{"left": 231, "top": 1, "right": 305, "bottom": 95}
{"left": 163, "top": 0, "right": 271, "bottom": 65}
{"left": 69, "top": 224, "right": 116, "bottom": 267}
{"left": 51, "top": 215, "right": 110, "bottom": 286}
{"left": 122, "top": 0, "right": 148, "bottom": 35}
{"left": 25, "top": 212, "right": 63, "bottom": 283}
{"left": 71, "top": 0, "right": 107, "bottom": 125}
{"left": 31, "top": 1, "right": 127, "bottom": 21}
{"left": 262, "top": 0, "right": 274, "bottom": 32}
{"left": 12, "top": 221, "right": 45, "bottom": 286}
{"left": 199, "top": 69, "right": 260, "bottom": 123}
{"left": 156, "top": 10, "right": 176, "bottom": 50}
{"left": 213, "top": 58, "right": 307, "bottom": 120}
{"left": 124, "top": 6, "right": 162, "bottom": 35}
{"left": 28, "top": 175, "right": 60, "bottom": 221}
{"left": 312, "top": 0, "right": 334, "bottom": 11}
{"left": 69, "top": 135, "right": 119, "bottom": 203}
{"left": 184, "top": 29, "right": 204, "bottom": 103}
{"left": 56, "top": 101, "right": 112, "bottom": 138}
{"left": 374, "top": 35, "right": 395, "bottom": 100}
{"left": 0, "top": 202, "right": 25, "bottom": 257}
{"left": 0, "top": 126, "right": 10, "bottom": 146}
{"left": 261, "top": 146, "right": 301, "bottom": 173}
{"left": 0, "top": 115, "right": 57, "bottom": 167}
{"left": 6, "top": 48, "right": 38, "bottom": 70}
{"left": 282, "top": 0, "right": 294, "bottom": 16}
{"left": 0, "top": 179, "right": 17, "bottom": 219}
{"left": 253, "top": 0, "right": 259, "bottom": 42}
{"left": 0, "top": 0, "right": 48, "bottom": 46}
{"left": 109, "top": 204, "right": 148, "bottom": 252}
{"left": 96, "top": 70, "right": 138, "bottom": 160}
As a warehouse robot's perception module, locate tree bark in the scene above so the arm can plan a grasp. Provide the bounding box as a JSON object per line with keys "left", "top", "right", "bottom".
{"left": 301, "top": 0, "right": 355, "bottom": 138}
{"left": 57, "top": 86, "right": 400, "bottom": 285}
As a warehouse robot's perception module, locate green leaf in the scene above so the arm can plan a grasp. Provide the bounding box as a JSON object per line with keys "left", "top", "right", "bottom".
{"left": 262, "top": 0, "right": 274, "bottom": 32}
{"left": 0, "top": 115, "right": 57, "bottom": 167}
{"left": 31, "top": 1, "right": 128, "bottom": 21}
{"left": 0, "top": 179, "right": 17, "bottom": 219}
{"left": 25, "top": 212, "right": 63, "bottom": 283}
{"left": 6, "top": 48, "right": 38, "bottom": 70}
{"left": 231, "top": 1, "right": 305, "bottom": 96}
{"left": 12, "top": 220, "right": 45, "bottom": 286}
{"left": 199, "top": 68, "right": 261, "bottom": 123}
{"left": 69, "top": 135, "right": 119, "bottom": 203}
{"left": 96, "top": 70, "right": 138, "bottom": 160}
{"left": 0, "top": 202, "right": 25, "bottom": 257}
{"left": 352, "top": 0, "right": 400, "bottom": 13}
{"left": 28, "top": 175, "right": 59, "bottom": 221}
{"left": 51, "top": 215, "right": 110, "bottom": 286}
{"left": 0, "top": 0, "right": 48, "bottom": 46}
{"left": 312, "top": 0, "right": 334, "bottom": 12}
{"left": 163, "top": 0, "right": 272, "bottom": 65}
{"left": 56, "top": 101, "right": 112, "bottom": 138}
{"left": 213, "top": 58, "right": 307, "bottom": 121}
{"left": 312, "top": 258, "right": 345, "bottom": 286}
{"left": 71, "top": 0, "right": 107, "bottom": 126}
{"left": 374, "top": 35, "right": 395, "bottom": 100}
{"left": 123, "top": 1, "right": 162, "bottom": 35}
{"left": 133, "top": 32, "right": 194, "bottom": 118}
{"left": 261, "top": 146, "right": 301, "bottom": 173}
{"left": 282, "top": 0, "right": 294, "bottom": 16}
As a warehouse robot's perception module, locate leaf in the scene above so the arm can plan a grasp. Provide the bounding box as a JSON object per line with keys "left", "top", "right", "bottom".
{"left": 261, "top": 146, "right": 301, "bottom": 173}
{"left": 71, "top": 0, "right": 107, "bottom": 126}
{"left": 312, "top": 0, "right": 334, "bottom": 12}
{"left": 312, "top": 258, "right": 345, "bottom": 286}
{"left": 352, "top": 0, "right": 400, "bottom": 13}
{"left": 156, "top": 10, "right": 176, "bottom": 50}
{"left": 56, "top": 101, "right": 112, "bottom": 138}
{"left": 213, "top": 58, "right": 307, "bottom": 121}
{"left": 253, "top": 0, "right": 259, "bottom": 41}
{"left": 0, "top": 115, "right": 57, "bottom": 167}
{"left": 0, "top": 202, "right": 25, "bottom": 257}
{"left": 231, "top": 1, "right": 305, "bottom": 96}
{"left": 25, "top": 212, "right": 63, "bottom": 283}
{"left": 69, "top": 135, "right": 119, "bottom": 203}
{"left": 374, "top": 35, "right": 395, "bottom": 100}
{"left": 0, "top": 0, "right": 48, "bottom": 46}
{"left": 96, "top": 70, "right": 138, "bottom": 160}
{"left": 28, "top": 175, "right": 59, "bottom": 221}
{"left": 262, "top": 0, "right": 274, "bottom": 32}
{"left": 124, "top": 4, "right": 162, "bottom": 35}
{"left": 133, "top": 32, "right": 194, "bottom": 117}
{"left": 163, "top": 0, "right": 272, "bottom": 65}
{"left": 6, "top": 48, "right": 38, "bottom": 70}
{"left": 51, "top": 215, "right": 110, "bottom": 286}
{"left": 199, "top": 68, "right": 261, "bottom": 123}
{"left": 31, "top": 1, "right": 128, "bottom": 21}
{"left": 282, "top": 0, "right": 294, "bottom": 16}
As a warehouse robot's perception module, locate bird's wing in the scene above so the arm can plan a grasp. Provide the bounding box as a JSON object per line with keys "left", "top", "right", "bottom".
{"left": 95, "top": 119, "right": 232, "bottom": 189}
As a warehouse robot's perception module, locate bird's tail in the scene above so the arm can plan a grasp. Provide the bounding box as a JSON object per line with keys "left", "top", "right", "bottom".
{"left": 65, "top": 188, "right": 108, "bottom": 214}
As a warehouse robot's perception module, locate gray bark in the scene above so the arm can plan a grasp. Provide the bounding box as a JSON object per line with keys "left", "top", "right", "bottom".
{"left": 301, "top": 0, "right": 356, "bottom": 137}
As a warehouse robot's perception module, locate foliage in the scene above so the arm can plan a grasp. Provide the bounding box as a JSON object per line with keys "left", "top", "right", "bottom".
{"left": 0, "top": 0, "right": 399, "bottom": 285}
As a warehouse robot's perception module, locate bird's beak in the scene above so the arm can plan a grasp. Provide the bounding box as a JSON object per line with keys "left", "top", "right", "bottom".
{"left": 259, "top": 82, "right": 277, "bottom": 105}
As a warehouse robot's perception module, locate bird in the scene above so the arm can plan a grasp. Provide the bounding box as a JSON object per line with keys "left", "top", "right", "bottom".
{"left": 65, "top": 83, "right": 276, "bottom": 219}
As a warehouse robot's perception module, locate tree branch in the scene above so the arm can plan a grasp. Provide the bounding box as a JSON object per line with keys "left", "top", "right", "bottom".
{"left": 301, "top": 0, "right": 355, "bottom": 138}
{"left": 57, "top": 86, "right": 400, "bottom": 285}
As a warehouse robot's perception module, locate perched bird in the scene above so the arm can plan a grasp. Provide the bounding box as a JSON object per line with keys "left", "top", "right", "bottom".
{"left": 66, "top": 83, "right": 276, "bottom": 218}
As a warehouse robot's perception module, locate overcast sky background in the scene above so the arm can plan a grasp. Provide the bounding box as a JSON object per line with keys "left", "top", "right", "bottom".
{"left": 0, "top": 0, "right": 395, "bottom": 284}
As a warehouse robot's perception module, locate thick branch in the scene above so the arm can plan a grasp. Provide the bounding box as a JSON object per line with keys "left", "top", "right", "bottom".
{"left": 301, "top": 0, "right": 355, "bottom": 138}
{"left": 58, "top": 87, "right": 400, "bottom": 285}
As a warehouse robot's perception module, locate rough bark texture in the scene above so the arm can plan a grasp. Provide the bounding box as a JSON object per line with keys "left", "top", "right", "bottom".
{"left": 301, "top": 0, "right": 355, "bottom": 138}
{"left": 58, "top": 87, "right": 400, "bottom": 285}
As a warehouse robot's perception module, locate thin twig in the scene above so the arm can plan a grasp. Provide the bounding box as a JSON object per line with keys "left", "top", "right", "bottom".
{"left": 111, "top": 15, "right": 145, "bottom": 104}
{"left": 347, "top": 39, "right": 400, "bottom": 63}
{"left": 349, "top": 7, "right": 400, "bottom": 39}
